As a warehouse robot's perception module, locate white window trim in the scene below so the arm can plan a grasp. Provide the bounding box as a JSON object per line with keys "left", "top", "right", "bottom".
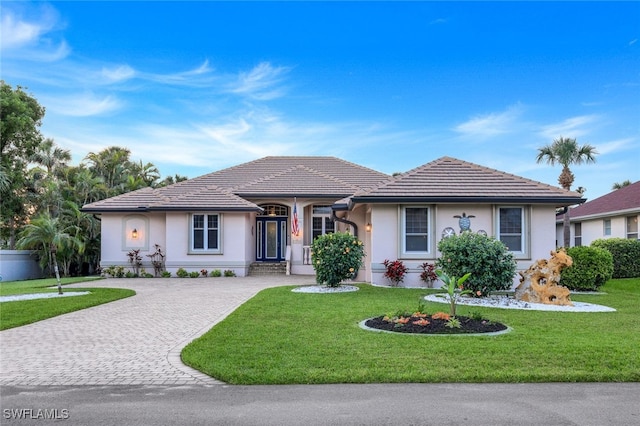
{"left": 495, "top": 206, "right": 530, "bottom": 259}
{"left": 399, "top": 205, "right": 432, "bottom": 258}
{"left": 188, "top": 213, "right": 223, "bottom": 254}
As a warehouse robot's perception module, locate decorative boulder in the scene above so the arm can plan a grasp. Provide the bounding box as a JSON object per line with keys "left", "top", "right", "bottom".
{"left": 515, "top": 249, "right": 573, "bottom": 306}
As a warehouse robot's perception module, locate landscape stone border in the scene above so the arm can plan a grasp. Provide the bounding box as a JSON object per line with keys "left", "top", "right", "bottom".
{"left": 292, "top": 285, "right": 359, "bottom": 293}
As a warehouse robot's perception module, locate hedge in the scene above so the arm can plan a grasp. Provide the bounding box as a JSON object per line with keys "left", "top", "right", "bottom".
{"left": 591, "top": 238, "right": 640, "bottom": 278}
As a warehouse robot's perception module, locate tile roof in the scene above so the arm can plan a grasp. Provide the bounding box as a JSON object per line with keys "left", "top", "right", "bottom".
{"left": 352, "top": 157, "right": 584, "bottom": 205}
{"left": 82, "top": 156, "right": 390, "bottom": 212}
{"left": 559, "top": 180, "right": 640, "bottom": 221}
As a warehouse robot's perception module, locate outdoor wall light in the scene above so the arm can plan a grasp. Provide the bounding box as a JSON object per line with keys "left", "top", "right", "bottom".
{"left": 365, "top": 223, "right": 372, "bottom": 232}
{"left": 131, "top": 228, "right": 138, "bottom": 239}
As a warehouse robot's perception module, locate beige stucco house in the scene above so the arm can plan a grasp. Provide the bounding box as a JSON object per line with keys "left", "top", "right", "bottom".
{"left": 82, "top": 156, "right": 584, "bottom": 287}
{"left": 556, "top": 180, "right": 639, "bottom": 247}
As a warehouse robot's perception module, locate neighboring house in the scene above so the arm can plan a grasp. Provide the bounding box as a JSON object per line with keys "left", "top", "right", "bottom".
{"left": 82, "top": 156, "right": 583, "bottom": 287}
{"left": 556, "top": 181, "right": 640, "bottom": 247}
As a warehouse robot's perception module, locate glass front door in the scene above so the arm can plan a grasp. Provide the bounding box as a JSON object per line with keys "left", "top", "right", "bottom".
{"left": 256, "top": 217, "right": 287, "bottom": 261}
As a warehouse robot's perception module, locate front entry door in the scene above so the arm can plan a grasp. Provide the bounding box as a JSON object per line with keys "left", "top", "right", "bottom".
{"left": 256, "top": 217, "right": 287, "bottom": 262}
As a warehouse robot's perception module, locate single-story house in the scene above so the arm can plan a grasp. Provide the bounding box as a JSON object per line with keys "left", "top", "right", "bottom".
{"left": 556, "top": 180, "right": 639, "bottom": 247}
{"left": 82, "top": 156, "right": 584, "bottom": 287}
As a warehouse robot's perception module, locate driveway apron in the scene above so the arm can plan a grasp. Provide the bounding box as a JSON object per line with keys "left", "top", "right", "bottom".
{"left": 0, "top": 276, "right": 316, "bottom": 386}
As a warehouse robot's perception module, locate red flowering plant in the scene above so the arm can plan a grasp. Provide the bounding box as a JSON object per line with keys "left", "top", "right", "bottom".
{"left": 382, "top": 259, "right": 408, "bottom": 286}
{"left": 419, "top": 262, "right": 438, "bottom": 287}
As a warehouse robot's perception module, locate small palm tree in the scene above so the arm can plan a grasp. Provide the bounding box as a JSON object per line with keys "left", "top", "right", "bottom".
{"left": 16, "top": 213, "right": 84, "bottom": 294}
{"left": 536, "top": 137, "right": 597, "bottom": 247}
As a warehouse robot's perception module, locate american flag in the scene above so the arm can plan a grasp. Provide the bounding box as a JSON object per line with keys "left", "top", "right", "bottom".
{"left": 292, "top": 198, "right": 300, "bottom": 236}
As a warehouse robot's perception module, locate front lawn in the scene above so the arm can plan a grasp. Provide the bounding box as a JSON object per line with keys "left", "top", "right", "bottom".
{"left": 0, "top": 277, "right": 135, "bottom": 330}
{"left": 182, "top": 278, "right": 640, "bottom": 384}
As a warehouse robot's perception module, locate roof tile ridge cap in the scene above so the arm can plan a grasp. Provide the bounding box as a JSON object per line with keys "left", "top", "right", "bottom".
{"left": 330, "top": 157, "right": 391, "bottom": 178}
{"left": 298, "top": 165, "right": 361, "bottom": 189}
{"left": 232, "top": 165, "right": 301, "bottom": 190}
{"left": 377, "top": 156, "right": 447, "bottom": 182}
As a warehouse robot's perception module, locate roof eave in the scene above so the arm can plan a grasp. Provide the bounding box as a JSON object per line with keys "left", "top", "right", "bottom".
{"left": 351, "top": 196, "right": 586, "bottom": 205}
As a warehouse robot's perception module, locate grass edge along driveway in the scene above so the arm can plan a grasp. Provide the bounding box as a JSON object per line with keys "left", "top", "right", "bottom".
{"left": 182, "top": 278, "right": 639, "bottom": 384}
{"left": 0, "top": 277, "right": 135, "bottom": 330}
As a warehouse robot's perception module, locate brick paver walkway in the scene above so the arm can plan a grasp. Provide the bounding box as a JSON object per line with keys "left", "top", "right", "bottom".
{"left": 0, "top": 276, "right": 316, "bottom": 386}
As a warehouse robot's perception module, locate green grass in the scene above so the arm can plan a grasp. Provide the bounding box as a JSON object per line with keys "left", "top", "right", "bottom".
{"left": 0, "top": 276, "right": 103, "bottom": 296}
{"left": 0, "top": 277, "right": 135, "bottom": 330}
{"left": 182, "top": 278, "right": 640, "bottom": 384}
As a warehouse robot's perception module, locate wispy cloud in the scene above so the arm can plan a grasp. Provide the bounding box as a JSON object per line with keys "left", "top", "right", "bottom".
{"left": 44, "top": 93, "right": 123, "bottom": 117}
{"left": 454, "top": 104, "right": 524, "bottom": 138}
{"left": 596, "top": 138, "right": 635, "bottom": 155}
{"left": 0, "top": 5, "right": 69, "bottom": 61}
{"left": 538, "top": 114, "right": 600, "bottom": 139}
{"left": 228, "top": 62, "right": 291, "bottom": 100}
{"left": 101, "top": 65, "right": 136, "bottom": 84}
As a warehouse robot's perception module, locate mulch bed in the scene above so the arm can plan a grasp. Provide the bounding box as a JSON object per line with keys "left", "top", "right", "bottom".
{"left": 365, "top": 315, "right": 508, "bottom": 335}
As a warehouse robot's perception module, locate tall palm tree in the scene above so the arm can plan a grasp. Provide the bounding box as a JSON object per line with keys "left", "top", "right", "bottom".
{"left": 16, "top": 213, "right": 84, "bottom": 293}
{"left": 536, "top": 137, "right": 597, "bottom": 248}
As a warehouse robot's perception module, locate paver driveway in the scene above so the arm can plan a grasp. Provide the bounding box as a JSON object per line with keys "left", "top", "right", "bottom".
{"left": 0, "top": 276, "right": 316, "bottom": 386}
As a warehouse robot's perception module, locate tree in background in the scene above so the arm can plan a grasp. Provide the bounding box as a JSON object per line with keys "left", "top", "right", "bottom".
{"left": 612, "top": 180, "right": 632, "bottom": 190}
{"left": 536, "top": 137, "right": 597, "bottom": 248}
{"left": 1, "top": 80, "right": 187, "bottom": 276}
{"left": 1, "top": 82, "right": 45, "bottom": 248}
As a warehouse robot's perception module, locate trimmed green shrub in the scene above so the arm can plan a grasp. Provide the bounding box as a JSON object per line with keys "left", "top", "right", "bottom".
{"left": 223, "top": 270, "right": 236, "bottom": 277}
{"left": 210, "top": 269, "right": 222, "bottom": 277}
{"left": 561, "top": 246, "right": 614, "bottom": 291}
{"left": 311, "top": 232, "right": 365, "bottom": 287}
{"left": 161, "top": 271, "right": 171, "bottom": 278}
{"left": 591, "top": 238, "right": 640, "bottom": 278}
{"left": 189, "top": 271, "right": 200, "bottom": 278}
{"left": 436, "top": 233, "right": 516, "bottom": 296}
{"left": 176, "top": 268, "right": 189, "bottom": 278}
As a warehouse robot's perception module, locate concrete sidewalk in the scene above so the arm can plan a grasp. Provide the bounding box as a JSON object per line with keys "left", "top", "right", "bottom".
{"left": 0, "top": 276, "right": 316, "bottom": 386}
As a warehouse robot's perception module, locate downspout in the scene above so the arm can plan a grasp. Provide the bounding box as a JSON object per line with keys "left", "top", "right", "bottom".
{"left": 332, "top": 210, "right": 358, "bottom": 238}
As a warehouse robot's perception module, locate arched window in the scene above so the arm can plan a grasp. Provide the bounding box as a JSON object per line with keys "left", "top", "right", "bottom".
{"left": 258, "top": 204, "right": 289, "bottom": 217}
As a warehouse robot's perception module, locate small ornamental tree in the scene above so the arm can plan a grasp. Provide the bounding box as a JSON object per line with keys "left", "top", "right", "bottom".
{"left": 436, "top": 232, "right": 516, "bottom": 296}
{"left": 311, "top": 232, "right": 365, "bottom": 287}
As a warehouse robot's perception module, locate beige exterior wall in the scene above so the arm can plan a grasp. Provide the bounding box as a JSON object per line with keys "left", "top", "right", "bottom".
{"left": 368, "top": 203, "right": 559, "bottom": 289}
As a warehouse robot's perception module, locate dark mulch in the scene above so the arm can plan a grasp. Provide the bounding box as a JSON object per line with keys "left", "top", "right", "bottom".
{"left": 365, "top": 315, "right": 508, "bottom": 335}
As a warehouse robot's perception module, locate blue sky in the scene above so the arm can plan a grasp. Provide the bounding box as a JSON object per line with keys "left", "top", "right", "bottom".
{"left": 2, "top": 1, "right": 639, "bottom": 200}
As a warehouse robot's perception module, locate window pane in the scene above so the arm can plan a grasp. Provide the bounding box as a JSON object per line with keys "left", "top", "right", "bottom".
{"left": 405, "top": 208, "right": 428, "bottom": 233}
{"left": 207, "top": 229, "right": 218, "bottom": 249}
{"left": 194, "top": 230, "right": 204, "bottom": 249}
{"left": 500, "top": 208, "right": 522, "bottom": 233}
{"left": 193, "top": 215, "right": 204, "bottom": 229}
{"left": 406, "top": 235, "right": 428, "bottom": 252}
{"left": 208, "top": 215, "right": 218, "bottom": 230}
{"left": 325, "top": 217, "right": 335, "bottom": 234}
{"left": 500, "top": 208, "right": 522, "bottom": 251}
{"left": 501, "top": 236, "right": 521, "bottom": 251}
{"left": 313, "top": 205, "right": 332, "bottom": 215}
{"left": 312, "top": 217, "right": 323, "bottom": 240}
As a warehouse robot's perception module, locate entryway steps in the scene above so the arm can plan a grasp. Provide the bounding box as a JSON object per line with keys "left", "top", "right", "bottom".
{"left": 248, "top": 262, "right": 287, "bottom": 276}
